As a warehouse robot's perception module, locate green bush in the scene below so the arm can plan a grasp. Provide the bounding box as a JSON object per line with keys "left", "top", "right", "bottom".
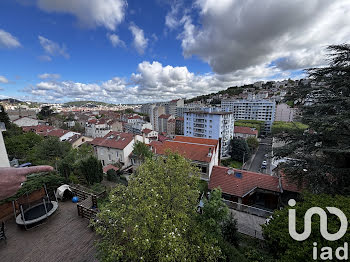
{"left": 69, "top": 174, "right": 80, "bottom": 184}
{"left": 0, "top": 172, "right": 65, "bottom": 204}
{"left": 106, "top": 169, "right": 118, "bottom": 182}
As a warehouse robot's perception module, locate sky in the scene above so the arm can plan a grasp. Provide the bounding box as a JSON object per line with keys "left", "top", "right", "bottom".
{"left": 0, "top": 0, "right": 350, "bottom": 104}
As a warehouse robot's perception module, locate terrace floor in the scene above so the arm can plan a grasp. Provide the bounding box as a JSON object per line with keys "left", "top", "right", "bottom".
{"left": 0, "top": 201, "right": 98, "bottom": 262}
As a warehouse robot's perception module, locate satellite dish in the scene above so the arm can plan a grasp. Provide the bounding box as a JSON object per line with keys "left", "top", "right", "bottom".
{"left": 227, "top": 168, "right": 234, "bottom": 175}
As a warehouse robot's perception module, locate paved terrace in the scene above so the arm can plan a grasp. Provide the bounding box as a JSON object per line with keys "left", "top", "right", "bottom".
{"left": 0, "top": 201, "right": 98, "bottom": 262}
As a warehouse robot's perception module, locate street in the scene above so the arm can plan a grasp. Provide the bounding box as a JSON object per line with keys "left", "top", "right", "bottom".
{"left": 248, "top": 137, "right": 273, "bottom": 174}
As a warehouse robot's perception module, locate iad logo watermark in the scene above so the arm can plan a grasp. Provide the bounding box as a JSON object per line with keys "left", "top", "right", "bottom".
{"left": 288, "top": 199, "right": 348, "bottom": 260}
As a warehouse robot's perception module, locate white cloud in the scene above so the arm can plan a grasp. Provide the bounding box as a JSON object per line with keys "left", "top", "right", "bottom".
{"left": 38, "top": 73, "right": 61, "bottom": 79}
{"left": 129, "top": 24, "right": 148, "bottom": 54}
{"left": 0, "top": 76, "right": 9, "bottom": 84}
{"left": 36, "top": 0, "right": 127, "bottom": 31}
{"left": 178, "top": 0, "right": 350, "bottom": 74}
{"left": 0, "top": 29, "right": 21, "bottom": 48}
{"left": 38, "top": 36, "right": 69, "bottom": 59}
{"left": 107, "top": 33, "right": 125, "bottom": 47}
{"left": 165, "top": 2, "right": 182, "bottom": 30}
{"left": 24, "top": 60, "right": 285, "bottom": 104}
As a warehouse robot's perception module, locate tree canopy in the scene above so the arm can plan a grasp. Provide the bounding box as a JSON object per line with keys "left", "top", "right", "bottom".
{"left": 93, "top": 152, "right": 237, "bottom": 261}
{"left": 263, "top": 193, "right": 350, "bottom": 261}
{"left": 230, "top": 137, "right": 251, "bottom": 162}
{"left": 132, "top": 141, "right": 153, "bottom": 162}
{"left": 275, "top": 44, "right": 350, "bottom": 195}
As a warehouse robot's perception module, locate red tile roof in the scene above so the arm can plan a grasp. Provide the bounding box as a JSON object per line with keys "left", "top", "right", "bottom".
{"left": 168, "top": 119, "right": 176, "bottom": 123}
{"left": 103, "top": 164, "right": 120, "bottom": 173}
{"left": 158, "top": 134, "right": 171, "bottom": 142}
{"left": 142, "top": 128, "right": 153, "bottom": 134}
{"left": 90, "top": 131, "right": 134, "bottom": 150}
{"left": 209, "top": 166, "right": 281, "bottom": 197}
{"left": 234, "top": 126, "right": 258, "bottom": 136}
{"left": 158, "top": 114, "right": 171, "bottom": 119}
{"left": 22, "top": 125, "right": 55, "bottom": 134}
{"left": 151, "top": 139, "right": 217, "bottom": 163}
{"left": 46, "top": 129, "right": 70, "bottom": 138}
{"left": 209, "top": 166, "right": 301, "bottom": 197}
{"left": 173, "top": 136, "right": 219, "bottom": 147}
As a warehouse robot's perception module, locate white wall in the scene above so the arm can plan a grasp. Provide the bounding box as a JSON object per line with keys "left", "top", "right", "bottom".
{"left": 0, "top": 131, "right": 10, "bottom": 167}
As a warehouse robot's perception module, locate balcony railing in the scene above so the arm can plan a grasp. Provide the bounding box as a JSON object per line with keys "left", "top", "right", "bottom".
{"left": 223, "top": 200, "right": 273, "bottom": 218}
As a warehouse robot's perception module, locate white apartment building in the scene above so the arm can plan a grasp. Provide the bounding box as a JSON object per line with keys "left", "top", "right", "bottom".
{"left": 275, "top": 103, "right": 298, "bottom": 122}
{"left": 165, "top": 99, "right": 184, "bottom": 116}
{"left": 176, "top": 102, "right": 206, "bottom": 118}
{"left": 184, "top": 111, "right": 234, "bottom": 157}
{"left": 221, "top": 99, "right": 276, "bottom": 133}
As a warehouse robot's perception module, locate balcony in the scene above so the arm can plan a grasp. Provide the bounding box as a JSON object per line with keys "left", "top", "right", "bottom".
{"left": 194, "top": 119, "right": 205, "bottom": 123}
{"left": 193, "top": 128, "right": 205, "bottom": 133}
{"left": 194, "top": 123, "right": 205, "bottom": 128}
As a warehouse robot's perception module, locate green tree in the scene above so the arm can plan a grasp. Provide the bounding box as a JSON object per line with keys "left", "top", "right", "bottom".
{"left": 246, "top": 136, "right": 259, "bottom": 152}
{"left": 93, "top": 152, "right": 224, "bottom": 261}
{"left": 222, "top": 213, "right": 239, "bottom": 247}
{"left": 37, "top": 105, "right": 53, "bottom": 119}
{"left": 76, "top": 155, "right": 103, "bottom": 185}
{"left": 133, "top": 141, "right": 153, "bottom": 162}
{"left": 5, "top": 131, "right": 43, "bottom": 159}
{"left": 271, "top": 121, "right": 308, "bottom": 136}
{"left": 199, "top": 188, "right": 229, "bottom": 238}
{"left": 0, "top": 105, "right": 11, "bottom": 128}
{"left": 262, "top": 194, "right": 350, "bottom": 261}
{"left": 28, "top": 136, "right": 71, "bottom": 166}
{"left": 275, "top": 44, "right": 350, "bottom": 194}
{"left": 230, "top": 137, "right": 251, "bottom": 162}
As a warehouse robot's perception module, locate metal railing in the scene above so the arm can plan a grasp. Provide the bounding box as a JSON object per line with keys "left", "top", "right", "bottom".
{"left": 223, "top": 200, "right": 273, "bottom": 218}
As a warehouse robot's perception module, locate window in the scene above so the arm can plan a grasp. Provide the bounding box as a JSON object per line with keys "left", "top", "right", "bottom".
{"left": 108, "top": 154, "right": 111, "bottom": 161}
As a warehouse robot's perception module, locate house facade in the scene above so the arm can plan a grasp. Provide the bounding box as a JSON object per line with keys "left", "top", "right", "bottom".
{"left": 90, "top": 131, "right": 149, "bottom": 168}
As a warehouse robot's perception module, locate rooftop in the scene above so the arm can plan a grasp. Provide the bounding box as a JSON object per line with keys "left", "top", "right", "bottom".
{"left": 234, "top": 126, "right": 258, "bottom": 135}
{"left": 209, "top": 166, "right": 300, "bottom": 197}
{"left": 90, "top": 131, "right": 134, "bottom": 150}
{"left": 151, "top": 136, "right": 218, "bottom": 163}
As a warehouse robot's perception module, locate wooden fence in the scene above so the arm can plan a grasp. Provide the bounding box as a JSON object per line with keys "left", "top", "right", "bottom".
{"left": 71, "top": 185, "right": 106, "bottom": 220}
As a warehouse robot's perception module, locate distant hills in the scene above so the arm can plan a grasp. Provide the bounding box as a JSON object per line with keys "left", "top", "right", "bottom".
{"left": 63, "top": 101, "right": 116, "bottom": 107}
{"left": 0, "top": 98, "right": 22, "bottom": 104}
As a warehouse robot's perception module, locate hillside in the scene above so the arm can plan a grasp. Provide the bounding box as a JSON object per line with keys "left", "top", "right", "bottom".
{"left": 63, "top": 101, "right": 116, "bottom": 107}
